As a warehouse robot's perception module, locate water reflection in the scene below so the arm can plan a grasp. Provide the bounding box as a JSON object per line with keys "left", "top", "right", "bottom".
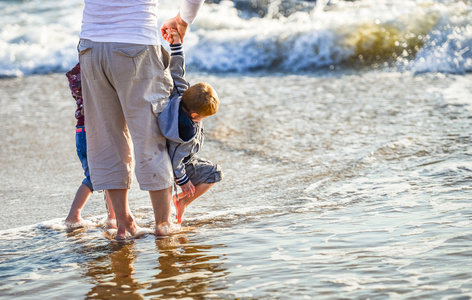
{"left": 145, "top": 235, "right": 227, "bottom": 298}
{"left": 83, "top": 242, "right": 144, "bottom": 299}
{"left": 80, "top": 233, "right": 227, "bottom": 299}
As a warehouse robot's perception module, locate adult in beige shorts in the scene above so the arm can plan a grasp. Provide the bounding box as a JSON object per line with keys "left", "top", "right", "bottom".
{"left": 79, "top": 0, "right": 205, "bottom": 239}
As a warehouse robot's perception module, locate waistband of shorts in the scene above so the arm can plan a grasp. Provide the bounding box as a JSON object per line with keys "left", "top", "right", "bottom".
{"left": 76, "top": 126, "right": 86, "bottom": 133}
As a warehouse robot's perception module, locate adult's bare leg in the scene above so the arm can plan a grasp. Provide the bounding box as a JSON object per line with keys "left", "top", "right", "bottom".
{"left": 150, "top": 187, "right": 177, "bottom": 236}
{"left": 107, "top": 189, "right": 137, "bottom": 239}
{"left": 104, "top": 190, "right": 117, "bottom": 229}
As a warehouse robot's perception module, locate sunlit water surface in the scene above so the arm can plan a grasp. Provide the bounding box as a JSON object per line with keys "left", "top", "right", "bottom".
{"left": 1, "top": 71, "right": 471, "bottom": 299}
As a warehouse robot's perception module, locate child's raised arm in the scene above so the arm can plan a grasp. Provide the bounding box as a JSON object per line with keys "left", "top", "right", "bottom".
{"left": 167, "top": 28, "right": 189, "bottom": 95}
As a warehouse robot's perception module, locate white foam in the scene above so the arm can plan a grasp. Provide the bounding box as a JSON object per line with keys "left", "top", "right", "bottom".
{"left": 1, "top": 0, "right": 470, "bottom": 76}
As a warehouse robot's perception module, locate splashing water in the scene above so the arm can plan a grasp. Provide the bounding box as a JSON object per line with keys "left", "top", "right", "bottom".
{"left": 0, "top": 0, "right": 471, "bottom": 76}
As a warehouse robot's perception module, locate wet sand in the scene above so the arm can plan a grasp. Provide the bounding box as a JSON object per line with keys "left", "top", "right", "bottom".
{"left": 0, "top": 74, "right": 147, "bottom": 230}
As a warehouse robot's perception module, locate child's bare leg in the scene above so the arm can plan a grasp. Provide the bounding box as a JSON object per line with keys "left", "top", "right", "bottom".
{"left": 104, "top": 190, "right": 117, "bottom": 229}
{"left": 174, "top": 183, "right": 214, "bottom": 223}
{"left": 65, "top": 183, "right": 92, "bottom": 225}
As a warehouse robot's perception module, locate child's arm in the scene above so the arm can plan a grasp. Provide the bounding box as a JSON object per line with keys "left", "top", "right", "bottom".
{"left": 168, "top": 141, "right": 195, "bottom": 197}
{"left": 166, "top": 29, "right": 189, "bottom": 95}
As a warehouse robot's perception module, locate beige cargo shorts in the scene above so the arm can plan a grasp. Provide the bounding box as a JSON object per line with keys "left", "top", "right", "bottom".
{"left": 78, "top": 39, "right": 174, "bottom": 191}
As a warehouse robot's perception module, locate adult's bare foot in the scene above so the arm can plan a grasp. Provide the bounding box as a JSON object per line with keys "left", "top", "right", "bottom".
{"left": 155, "top": 223, "right": 181, "bottom": 236}
{"left": 105, "top": 218, "right": 117, "bottom": 229}
{"left": 115, "top": 215, "right": 138, "bottom": 240}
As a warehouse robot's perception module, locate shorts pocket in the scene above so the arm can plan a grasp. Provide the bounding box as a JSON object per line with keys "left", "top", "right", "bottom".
{"left": 113, "top": 44, "right": 152, "bottom": 80}
{"left": 78, "top": 39, "right": 95, "bottom": 80}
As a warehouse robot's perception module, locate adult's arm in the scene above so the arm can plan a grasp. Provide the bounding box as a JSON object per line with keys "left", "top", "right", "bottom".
{"left": 161, "top": 0, "right": 205, "bottom": 42}
{"left": 179, "top": 0, "right": 205, "bottom": 25}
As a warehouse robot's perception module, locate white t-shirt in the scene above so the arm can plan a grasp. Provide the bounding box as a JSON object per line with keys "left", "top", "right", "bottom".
{"left": 80, "top": 0, "right": 204, "bottom": 45}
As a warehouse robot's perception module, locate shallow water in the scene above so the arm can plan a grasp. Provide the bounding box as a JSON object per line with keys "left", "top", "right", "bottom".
{"left": 2, "top": 0, "right": 472, "bottom": 298}
{"left": 1, "top": 70, "right": 471, "bottom": 299}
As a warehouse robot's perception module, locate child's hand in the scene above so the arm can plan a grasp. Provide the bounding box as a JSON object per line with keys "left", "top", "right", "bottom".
{"left": 163, "top": 29, "right": 174, "bottom": 44}
{"left": 181, "top": 180, "right": 195, "bottom": 197}
{"left": 165, "top": 29, "right": 182, "bottom": 45}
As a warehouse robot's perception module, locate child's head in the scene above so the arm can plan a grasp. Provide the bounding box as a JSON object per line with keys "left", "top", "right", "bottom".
{"left": 181, "top": 82, "right": 219, "bottom": 122}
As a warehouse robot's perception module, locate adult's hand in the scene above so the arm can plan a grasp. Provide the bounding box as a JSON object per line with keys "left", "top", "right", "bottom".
{"left": 161, "top": 12, "right": 189, "bottom": 42}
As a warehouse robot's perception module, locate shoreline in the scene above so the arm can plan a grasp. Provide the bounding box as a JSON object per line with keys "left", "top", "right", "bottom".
{"left": 2, "top": 72, "right": 471, "bottom": 230}
{"left": 0, "top": 74, "right": 149, "bottom": 230}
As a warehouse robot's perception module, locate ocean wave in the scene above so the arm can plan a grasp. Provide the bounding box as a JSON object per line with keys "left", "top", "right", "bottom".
{"left": 0, "top": 0, "right": 470, "bottom": 77}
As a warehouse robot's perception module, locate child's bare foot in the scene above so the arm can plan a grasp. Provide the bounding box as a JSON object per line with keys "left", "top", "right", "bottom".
{"left": 64, "top": 218, "right": 96, "bottom": 229}
{"left": 173, "top": 195, "right": 187, "bottom": 224}
{"left": 172, "top": 194, "right": 178, "bottom": 209}
{"left": 65, "top": 216, "right": 80, "bottom": 225}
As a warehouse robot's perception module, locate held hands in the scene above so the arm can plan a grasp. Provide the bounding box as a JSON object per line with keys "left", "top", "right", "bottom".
{"left": 181, "top": 180, "right": 195, "bottom": 197}
{"left": 161, "top": 12, "right": 188, "bottom": 43}
{"left": 163, "top": 29, "right": 182, "bottom": 45}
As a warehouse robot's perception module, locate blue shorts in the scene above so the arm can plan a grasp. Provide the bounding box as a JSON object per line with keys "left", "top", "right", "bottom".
{"left": 76, "top": 126, "right": 93, "bottom": 191}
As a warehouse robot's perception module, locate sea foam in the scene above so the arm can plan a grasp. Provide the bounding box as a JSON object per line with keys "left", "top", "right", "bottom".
{"left": 0, "top": 0, "right": 470, "bottom": 77}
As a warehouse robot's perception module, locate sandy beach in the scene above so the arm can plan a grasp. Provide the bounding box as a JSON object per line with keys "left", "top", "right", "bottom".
{"left": 0, "top": 74, "right": 150, "bottom": 230}
{"left": 2, "top": 0, "right": 472, "bottom": 297}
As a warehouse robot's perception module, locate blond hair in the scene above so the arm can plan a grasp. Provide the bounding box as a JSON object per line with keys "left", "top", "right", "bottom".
{"left": 181, "top": 82, "right": 219, "bottom": 117}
